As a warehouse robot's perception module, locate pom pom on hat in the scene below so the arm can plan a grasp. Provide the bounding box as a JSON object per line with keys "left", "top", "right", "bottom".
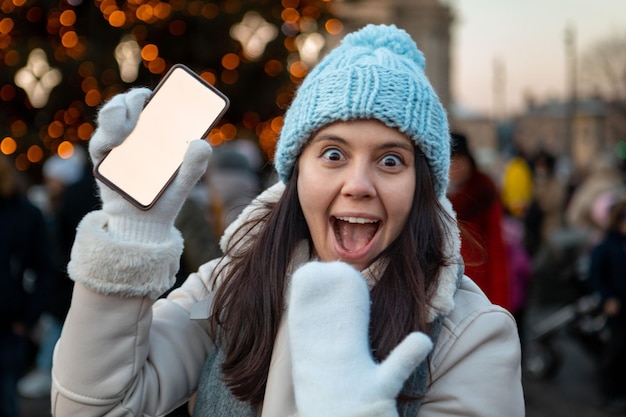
{"left": 274, "top": 24, "right": 451, "bottom": 197}
{"left": 343, "top": 24, "right": 426, "bottom": 70}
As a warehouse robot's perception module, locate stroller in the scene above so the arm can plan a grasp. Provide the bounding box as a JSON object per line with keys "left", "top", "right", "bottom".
{"left": 524, "top": 292, "right": 606, "bottom": 380}
{"left": 522, "top": 228, "right": 608, "bottom": 380}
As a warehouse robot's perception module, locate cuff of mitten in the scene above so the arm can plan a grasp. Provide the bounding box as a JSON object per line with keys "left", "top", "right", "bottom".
{"left": 107, "top": 213, "right": 174, "bottom": 243}
{"left": 67, "top": 211, "right": 184, "bottom": 300}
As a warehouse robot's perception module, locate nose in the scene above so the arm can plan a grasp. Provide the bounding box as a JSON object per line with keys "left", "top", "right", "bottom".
{"left": 341, "top": 163, "right": 376, "bottom": 199}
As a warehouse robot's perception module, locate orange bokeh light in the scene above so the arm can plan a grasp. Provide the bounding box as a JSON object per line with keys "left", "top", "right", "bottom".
{"left": 1, "top": 137, "right": 17, "bottom": 155}
{"left": 141, "top": 44, "right": 159, "bottom": 61}
{"left": 27, "top": 145, "right": 44, "bottom": 163}
{"left": 270, "top": 116, "right": 284, "bottom": 133}
{"left": 264, "top": 60, "right": 282, "bottom": 76}
{"left": 221, "top": 53, "right": 240, "bottom": 70}
{"left": 289, "top": 61, "right": 308, "bottom": 78}
{"left": 0, "top": 84, "right": 16, "bottom": 101}
{"left": 59, "top": 10, "right": 76, "bottom": 26}
{"left": 0, "top": 34, "right": 12, "bottom": 50}
{"left": 61, "top": 31, "right": 79, "bottom": 48}
{"left": 153, "top": 2, "right": 171, "bottom": 19}
{"left": 281, "top": 8, "right": 299, "bottom": 23}
{"left": 4, "top": 50, "right": 19, "bottom": 66}
{"left": 109, "top": 10, "right": 126, "bottom": 27}
{"left": 57, "top": 141, "right": 74, "bottom": 158}
{"left": 11, "top": 120, "right": 27, "bottom": 137}
{"left": 169, "top": 19, "right": 186, "bottom": 36}
{"left": 85, "top": 89, "right": 102, "bottom": 107}
{"left": 220, "top": 123, "right": 237, "bottom": 141}
{"left": 325, "top": 18, "right": 343, "bottom": 35}
{"left": 242, "top": 112, "right": 260, "bottom": 129}
{"left": 202, "top": 3, "right": 219, "bottom": 19}
{"left": 77, "top": 123, "right": 94, "bottom": 140}
{"left": 48, "top": 121, "right": 64, "bottom": 138}
{"left": 81, "top": 76, "right": 98, "bottom": 93}
{"left": 136, "top": 4, "right": 154, "bottom": 22}
{"left": 148, "top": 57, "right": 166, "bottom": 74}
{"left": 0, "top": 17, "right": 14, "bottom": 34}
{"left": 208, "top": 127, "right": 224, "bottom": 146}
{"left": 200, "top": 71, "right": 217, "bottom": 85}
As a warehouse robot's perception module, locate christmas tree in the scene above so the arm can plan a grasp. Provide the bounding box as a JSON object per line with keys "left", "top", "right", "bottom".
{"left": 0, "top": 0, "right": 343, "bottom": 182}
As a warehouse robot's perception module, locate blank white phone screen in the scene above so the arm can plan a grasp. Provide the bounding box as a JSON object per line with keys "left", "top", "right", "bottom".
{"left": 96, "top": 65, "right": 228, "bottom": 209}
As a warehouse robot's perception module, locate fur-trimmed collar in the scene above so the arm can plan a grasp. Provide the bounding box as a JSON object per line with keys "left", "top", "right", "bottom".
{"left": 219, "top": 182, "right": 462, "bottom": 323}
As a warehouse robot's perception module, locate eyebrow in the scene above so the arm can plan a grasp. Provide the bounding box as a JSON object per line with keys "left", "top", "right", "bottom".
{"left": 311, "top": 133, "right": 415, "bottom": 152}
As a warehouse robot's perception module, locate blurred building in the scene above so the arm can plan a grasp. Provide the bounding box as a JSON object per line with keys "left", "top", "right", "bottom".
{"left": 330, "top": 0, "right": 454, "bottom": 110}
{"left": 513, "top": 97, "right": 626, "bottom": 172}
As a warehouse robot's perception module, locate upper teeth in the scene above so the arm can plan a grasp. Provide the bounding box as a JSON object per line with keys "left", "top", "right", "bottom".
{"left": 337, "top": 217, "right": 378, "bottom": 224}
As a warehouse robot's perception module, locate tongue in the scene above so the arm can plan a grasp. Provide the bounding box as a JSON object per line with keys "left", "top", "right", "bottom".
{"left": 337, "top": 221, "right": 377, "bottom": 252}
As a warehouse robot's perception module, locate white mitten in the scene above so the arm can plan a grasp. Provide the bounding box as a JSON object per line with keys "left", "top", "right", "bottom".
{"left": 89, "top": 87, "right": 212, "bottom": 242}
{"left": 67, "top": 87, "right": 212, "bottom": 299}
{"left": 288, "top": 261, "right": 433, "bottom": 417}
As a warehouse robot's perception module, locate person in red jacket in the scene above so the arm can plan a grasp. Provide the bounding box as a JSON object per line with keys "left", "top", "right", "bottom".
{"left": 447, "top": 132, "right": 511, "bottom": 311}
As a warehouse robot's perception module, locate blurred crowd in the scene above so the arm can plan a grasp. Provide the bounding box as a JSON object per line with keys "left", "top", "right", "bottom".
{"left": 447, "top": 131, "right": 626, "bottom": 414}
{"left": 2, "top": 131, "right": 626, "bottom": 416}
{"left": 0, "top": 138, "right": 267, "bottom": 417}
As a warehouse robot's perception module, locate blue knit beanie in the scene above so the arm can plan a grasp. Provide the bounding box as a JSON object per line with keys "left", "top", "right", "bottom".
{"left": 274, "top": 24, "right": 451, "bottom": 197}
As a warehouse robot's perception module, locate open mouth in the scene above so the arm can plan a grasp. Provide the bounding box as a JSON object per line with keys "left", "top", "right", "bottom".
{"left": 333, "top": 216, "right": 380, "bottom": 253}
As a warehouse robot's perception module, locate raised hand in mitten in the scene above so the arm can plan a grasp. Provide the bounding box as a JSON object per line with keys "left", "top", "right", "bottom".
{"left": 288, "top": 261, "right": 433, "bottom": 417}
{"left": 89, "top": 87, "right": 212, "bottom": 242}
{"left": 68, "top": 88, "right": 212, "bottom": 299}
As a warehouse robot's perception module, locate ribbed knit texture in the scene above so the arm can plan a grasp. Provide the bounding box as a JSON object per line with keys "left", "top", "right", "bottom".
{"left": 274, "top": 24, "right": 450, "bottom": 197}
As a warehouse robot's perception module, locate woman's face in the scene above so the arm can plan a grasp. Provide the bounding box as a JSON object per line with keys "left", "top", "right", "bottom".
{"left": 297, "top": 120, "right": 416, "bottom": 271}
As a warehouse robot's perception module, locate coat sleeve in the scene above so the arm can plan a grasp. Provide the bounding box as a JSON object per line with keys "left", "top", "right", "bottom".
{"left": 418, "top": 281, "right": 524, "bottom": 417}
{"left": 51, "top": 262, "right": 218, "bottom": 417}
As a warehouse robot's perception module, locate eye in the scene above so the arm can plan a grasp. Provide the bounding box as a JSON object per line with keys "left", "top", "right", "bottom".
{"left": 380, "top": 154, "right": 403, "bottom": 167}
{"left": 321, "top": 147, "right": 345, "bottom": 162}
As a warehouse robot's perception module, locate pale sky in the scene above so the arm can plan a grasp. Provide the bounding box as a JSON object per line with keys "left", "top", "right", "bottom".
{"left": 450, "top": 0, "right": 626, "bottom": 117}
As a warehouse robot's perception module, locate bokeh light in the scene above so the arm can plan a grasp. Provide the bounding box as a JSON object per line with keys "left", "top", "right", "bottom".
{"left": 57, "top": 141, "right": 75, "bottom": 158}
{"left": 325, "top": 18, "right": 343, "bottom": 35}
{"left": 77, "top": 122, "right": 94, "bottom": 140}
{"left": 222, "top": 53, "right": 240, "bottom": 70}
{"left": 59, "top": 10, "right": 76, "bottom": 26}
{"left": 1, "top": 137, "right": 17, "bottom": 155}
{"left": 27, "top": 145, "right": 44, "bottom": 163}
{"left": 141, "top": 43, "right": 159, "bottom": 61}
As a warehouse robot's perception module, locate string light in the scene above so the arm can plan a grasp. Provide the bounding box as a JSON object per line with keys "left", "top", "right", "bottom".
{"left": 14, "top": 48, "right": 62, "bottom": 108}
{"left": 295, "top": 32, "right": 325, "bottom": 65}
{"left": 230, "top": 11, "right": 278, "bottom": 61}
{"left": 115, "top": 35, "right": 141, "bottom": 82}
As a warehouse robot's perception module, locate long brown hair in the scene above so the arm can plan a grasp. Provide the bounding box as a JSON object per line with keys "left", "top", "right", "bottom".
{"left": 209, "top": 149, "right": 452, "bottom": 405}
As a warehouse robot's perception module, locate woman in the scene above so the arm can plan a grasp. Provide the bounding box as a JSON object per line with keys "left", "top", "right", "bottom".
{"left": 52, "top": 24, "right": 524, "bottom": 416}
{"left": 447, "top": 132, "right": 511, "bottom": 311}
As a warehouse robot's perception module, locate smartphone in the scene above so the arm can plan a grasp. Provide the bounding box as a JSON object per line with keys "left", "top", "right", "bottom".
{"left": 94, "top": 64, "right": 230, "bottom": 210}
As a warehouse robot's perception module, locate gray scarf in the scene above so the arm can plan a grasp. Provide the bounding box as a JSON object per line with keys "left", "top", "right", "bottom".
{"left": 193, "top": 315, "right": 445, "bottom": 417}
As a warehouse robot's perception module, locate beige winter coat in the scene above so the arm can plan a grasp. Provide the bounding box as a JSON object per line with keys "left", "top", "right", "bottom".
{"left": 51, "top": 183, "right": 524, "bottom": 416}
